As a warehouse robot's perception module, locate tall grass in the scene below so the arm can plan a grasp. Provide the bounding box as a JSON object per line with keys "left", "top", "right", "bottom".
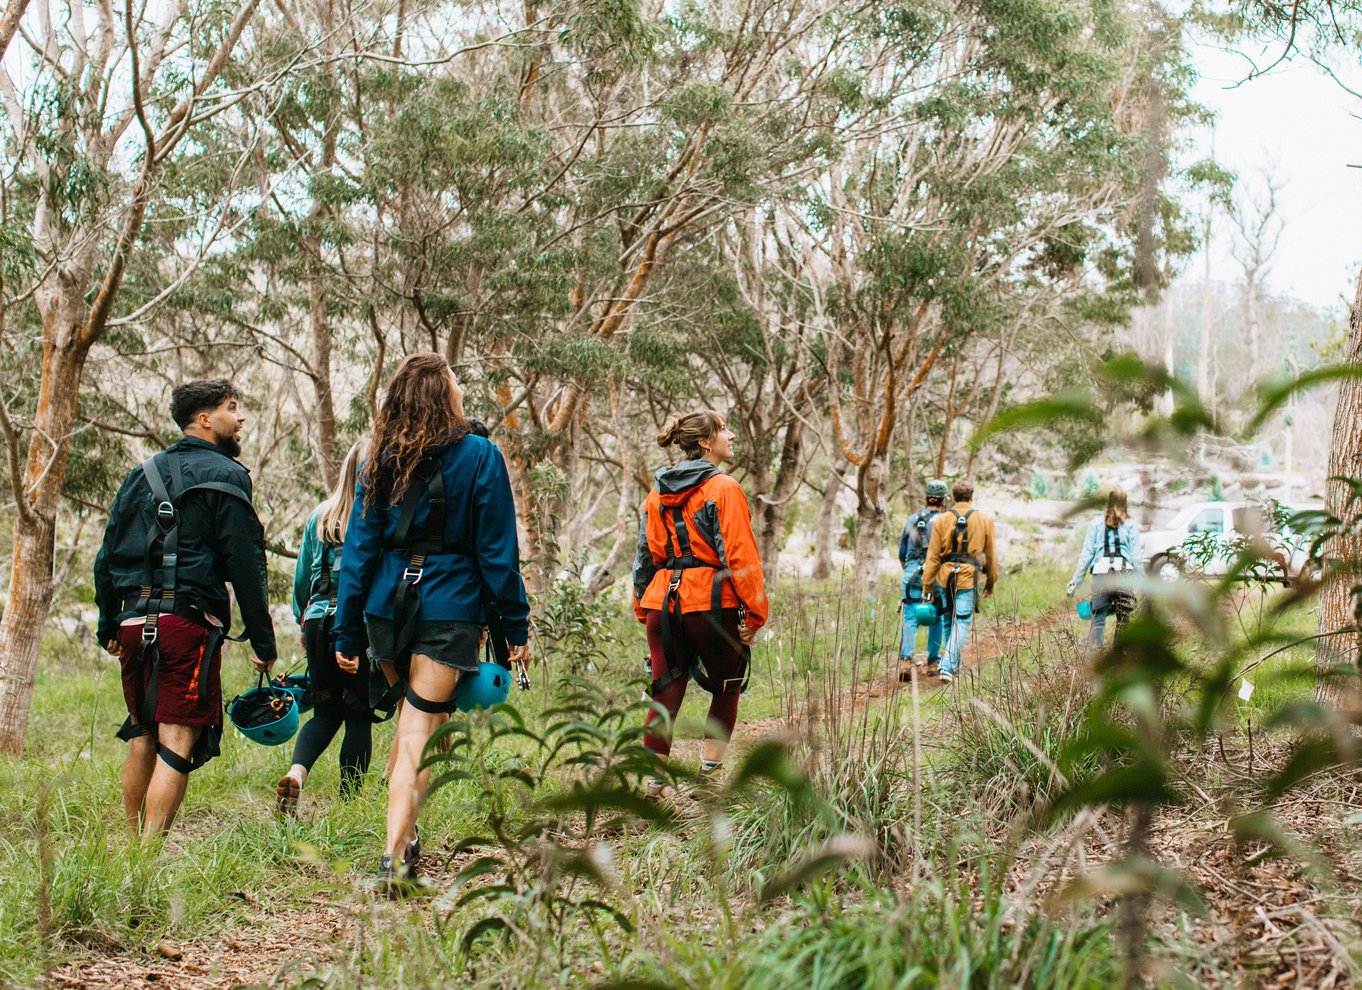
{"left": 0, "top": 574, "right": 1191, "bottom": 988}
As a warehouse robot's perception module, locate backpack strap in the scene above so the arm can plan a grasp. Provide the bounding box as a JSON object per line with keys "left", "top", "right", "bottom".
{"left": 1104, "top": 525, "right": 1122, "bottom": 559}
{"left": 943, "top": 509, "right": 976, "bottom": 565}
{"left": 313, "top": 541, "right": 339, "bottom": 615}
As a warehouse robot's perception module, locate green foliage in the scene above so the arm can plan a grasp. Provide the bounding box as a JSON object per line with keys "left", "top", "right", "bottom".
{"left": 536, "top": 565, "right": 622, "bottom": 676}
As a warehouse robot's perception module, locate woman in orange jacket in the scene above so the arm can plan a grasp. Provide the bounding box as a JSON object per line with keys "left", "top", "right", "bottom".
{"left": 631, "top": 410, "right": 768, "bottom": 798}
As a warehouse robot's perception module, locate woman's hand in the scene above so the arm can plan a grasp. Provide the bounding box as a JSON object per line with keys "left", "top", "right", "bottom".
{"left": 509, "top": 644, "right": 531, "bottom": 666}
{"left": 336, "top": 652, "right": 360, "bottom": 675}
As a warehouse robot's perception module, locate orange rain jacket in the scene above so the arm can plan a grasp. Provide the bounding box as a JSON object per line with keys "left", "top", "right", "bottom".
{"left": 632, "top": 461, "right": 769, "bottom": 630}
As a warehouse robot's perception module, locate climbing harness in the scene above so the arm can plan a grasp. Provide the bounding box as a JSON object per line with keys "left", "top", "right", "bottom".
{"left": 368, "top": 454, "right": 515, "bottom": 718}
{"left": 650, "top": 497, "right": 751, "bottom": 699}
{"left": 937, "top": 509, "right": 978, "bottom": 621}
{"left": 115, "top": 449, "right": 256, "bottom": 774}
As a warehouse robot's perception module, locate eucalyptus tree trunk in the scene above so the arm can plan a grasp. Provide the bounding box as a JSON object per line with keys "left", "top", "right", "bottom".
{"left": 812, "top": 462, "right": 847, "bottom": 581}
{"left": 0, "top": 327, "right": 91, "bottom": 750}
{"left": 851, "top": 455, "right": 889, "bottom": 589}
{"left": 754, "top": 419, "right": 804, "bottom": 588}
{"left": 0, "top": 0, "right": 267, "bottom": 750}
{"left": 1315, "top": 269, "right": 1362, "bottom": 709}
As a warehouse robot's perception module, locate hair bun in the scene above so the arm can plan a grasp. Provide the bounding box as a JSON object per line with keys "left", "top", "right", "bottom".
{"left": 656, "top": 421, "right": 679, "bottom": 450}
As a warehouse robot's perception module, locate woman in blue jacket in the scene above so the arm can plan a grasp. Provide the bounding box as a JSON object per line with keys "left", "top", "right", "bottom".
{"left": 334, "top": 353, "right": 530, "bottom": 891}
{"left": 1066, "top": 487, "right": 1143, "bottom": 644}
{"left": 276, "top": 441, "right": 370, "bottom": 814}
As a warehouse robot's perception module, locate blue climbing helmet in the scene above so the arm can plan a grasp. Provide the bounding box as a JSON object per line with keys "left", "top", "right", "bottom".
{"left": 454, "top": 660, "right": 512, "bottom": 712}
{"left": 228, "top": 676, "right": 300, "bottom": 746}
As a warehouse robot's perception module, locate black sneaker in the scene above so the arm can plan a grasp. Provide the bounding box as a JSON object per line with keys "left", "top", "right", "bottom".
{"left": 377, "top": 855, "right": 414, "bottom": 897}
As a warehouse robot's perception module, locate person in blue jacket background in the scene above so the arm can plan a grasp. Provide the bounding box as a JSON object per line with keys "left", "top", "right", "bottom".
{"left": 333, "top": 353, "right": 530, "bottom": 891}
{"left": 897, "top": 479, "right": 949, "bottom": 679}
{"left": 1066, "top": 487, "right": 1143, "bottom": 645}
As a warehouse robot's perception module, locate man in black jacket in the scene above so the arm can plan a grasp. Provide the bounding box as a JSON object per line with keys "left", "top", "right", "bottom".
{"left": 94, "top": 379, "right": 277, "bottom": 837}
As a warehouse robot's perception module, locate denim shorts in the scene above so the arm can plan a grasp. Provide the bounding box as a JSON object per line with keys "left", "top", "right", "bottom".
{"left": 365, "top": 615, "right": 482, "bottom": 672}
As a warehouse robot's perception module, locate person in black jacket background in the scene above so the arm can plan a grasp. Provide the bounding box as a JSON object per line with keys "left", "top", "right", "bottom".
{"left": 94, "top": 379, "right": 276, "bottom": 837}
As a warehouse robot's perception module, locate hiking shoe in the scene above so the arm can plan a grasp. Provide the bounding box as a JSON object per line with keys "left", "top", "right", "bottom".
{"left": 377, "top": 855, "right": 415, "bottom": 897}
{"left": 913, "top": 655, "right": 929, "bottom": 668}
{"left": 939, "top": 671, "right": 955, "bottom": 684}
{"left": 403, "top": 827, "right": 421, "bottom": 870}
{"left": 897, "top": 660, "right": 913, "bottom": 682}
{"left": 275, "top": 774, "right": 301, "bottom": 816}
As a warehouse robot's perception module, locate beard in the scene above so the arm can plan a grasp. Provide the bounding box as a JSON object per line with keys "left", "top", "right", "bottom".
{"left": 215, "top": 432, "right": 242, "bottom": 458}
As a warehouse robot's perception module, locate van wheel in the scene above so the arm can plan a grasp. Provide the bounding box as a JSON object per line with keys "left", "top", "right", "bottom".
{"left": 1149, "top": 554, "right": 1182, "bottom": 582}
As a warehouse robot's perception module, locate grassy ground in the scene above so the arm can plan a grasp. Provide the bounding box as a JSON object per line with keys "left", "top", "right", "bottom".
{"left": 2, "top": 567, "right": 1355, "bottom": 988}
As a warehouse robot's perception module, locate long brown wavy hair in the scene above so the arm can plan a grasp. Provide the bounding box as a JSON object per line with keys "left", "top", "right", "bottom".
{"left": 1105, "top": 487, "right": 1129, "bottom": 528}
{"left": 362, "top": 353, "right": 470, "bottom": 509}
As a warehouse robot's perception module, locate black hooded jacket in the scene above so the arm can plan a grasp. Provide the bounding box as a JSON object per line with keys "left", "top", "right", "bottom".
{"left": 93, "top": 436, "right": 277, "bottom": 661}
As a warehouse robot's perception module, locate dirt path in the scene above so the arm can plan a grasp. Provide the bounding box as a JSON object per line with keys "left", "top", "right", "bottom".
{"left": 737, "top": 605, "right": 1071, "bottom": 742}
{"left": 42, "top": 905, "right": 354, "bottom": 990}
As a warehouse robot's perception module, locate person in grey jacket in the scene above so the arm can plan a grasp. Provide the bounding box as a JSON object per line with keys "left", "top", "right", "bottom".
{"left": 1066, "top": 487, "right": 1143, "bottom": 644}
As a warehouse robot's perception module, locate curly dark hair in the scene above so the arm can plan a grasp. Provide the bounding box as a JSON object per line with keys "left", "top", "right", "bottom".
{"left": 362, "top": 354, "right": 470, "bottom": 509}
{"left": 170, "top": 379, "right": 238, "bottom": 429}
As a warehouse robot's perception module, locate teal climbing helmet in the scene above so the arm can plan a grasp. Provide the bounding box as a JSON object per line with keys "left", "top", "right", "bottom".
{"left": 228, "top": 676, "right": 300, "bottom": 746}
{"left": 454, "top": 660, "right": 512, "bottom": 712}
{"left": 925, "top": 479, "right": 949, "bottom": 500}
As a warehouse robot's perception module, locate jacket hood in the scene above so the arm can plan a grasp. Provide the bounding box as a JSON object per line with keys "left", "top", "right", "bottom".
{"left": 655, "top": 459, "right": 719, "bottom": 503}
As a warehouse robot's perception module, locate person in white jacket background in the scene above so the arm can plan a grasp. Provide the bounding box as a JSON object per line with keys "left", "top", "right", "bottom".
{"left": 1066, "top": 488, "right": 1143, "bottom": 645}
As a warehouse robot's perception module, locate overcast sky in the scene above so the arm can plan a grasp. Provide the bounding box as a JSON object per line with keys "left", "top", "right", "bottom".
{"left": 1188, "top": 36, "right": 1362, "bottom": 311}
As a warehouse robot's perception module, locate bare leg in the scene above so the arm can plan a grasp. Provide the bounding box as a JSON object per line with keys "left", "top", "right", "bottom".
{"left": 141, "top": 723, "right": 203, "bottom": 839}
{"left": 384, "top": 655, "right": 459, "bottom": 859}
{"left": 380, "top": 662, "right": 402, "bottom": 780}
{"left": 121, "top": 731, "right": 157, "bottom": 831}
{"left": 702, "top": 738, "right": 726, "bottom": 765}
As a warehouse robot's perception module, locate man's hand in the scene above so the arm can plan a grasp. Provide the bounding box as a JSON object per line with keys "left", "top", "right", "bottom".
{"left": 336, "top": 652, "right": 360, "bottom": 675}
{"left": 982, "top": 584, "right": 994, "bottom": 600}
{"left": 739, "top": 622, "right": 759, "bottom": 646}
{"left": 922, "top": 589, "right": 934, "bottom": 605}
{"left": 1065, "top": 579, "right": 1077, "bottom": 597}
{"left": 104, "top": 639, "right": 120, "bottom": 657}
{"left": 251, "top": 655, "right": 275, "bottom": 675}
{"left": 509, "top": 644, "right": 530, "bottom": 666}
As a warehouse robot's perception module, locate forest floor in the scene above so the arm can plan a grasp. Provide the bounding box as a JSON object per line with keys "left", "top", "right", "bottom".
{"left": 37, "top": 600, "right": 1068, "bottom": 990}
{"left": 13, "top": 568, "right": 1362, "bottom": 989}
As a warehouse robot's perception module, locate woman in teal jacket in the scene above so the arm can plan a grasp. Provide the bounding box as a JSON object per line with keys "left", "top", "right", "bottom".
{"left": 275, "top": 442, "right": 370, "bottom": 814}
{"left": 333, "top": 353, "right": 530, "bottom": 892}
{"left": 1066, "top": 487, "right": 1143, "bottom": 644}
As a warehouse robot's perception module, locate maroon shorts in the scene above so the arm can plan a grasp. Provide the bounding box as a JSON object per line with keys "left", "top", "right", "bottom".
{"left": 118, "top": 614, "right": 224, "bottom": 728}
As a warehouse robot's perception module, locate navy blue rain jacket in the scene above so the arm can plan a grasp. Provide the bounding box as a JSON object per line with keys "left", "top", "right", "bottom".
{"left": 332, "top": 434, "right": 530, "bottom": 653}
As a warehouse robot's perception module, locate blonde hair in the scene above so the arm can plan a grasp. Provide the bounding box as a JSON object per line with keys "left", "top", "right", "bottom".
{"left": 657, "top": 410, "right": 725, "bottom": 459}
{"left": 318, "top": 441, "right": 365, "bottom": 545}
{"left": 1105, "top": 487, "right": 1129, "bottom": 529}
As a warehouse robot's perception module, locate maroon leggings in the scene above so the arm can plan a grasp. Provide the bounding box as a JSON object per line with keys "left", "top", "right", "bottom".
{"left": 643, "top": 608, "right": 746, "bottom": 757}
